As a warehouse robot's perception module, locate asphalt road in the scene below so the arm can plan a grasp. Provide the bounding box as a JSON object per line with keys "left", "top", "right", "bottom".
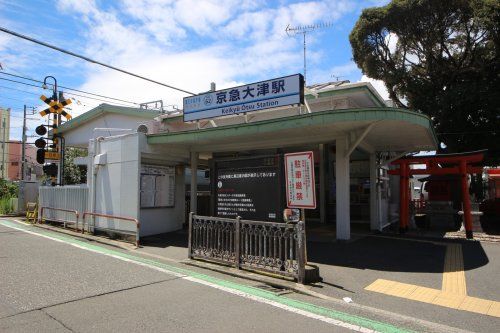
{"left": 0, "top": 221, "right": 373, "bottom": 333}
{"left": 0, "top": 220, "right": 479, "bottom": 333}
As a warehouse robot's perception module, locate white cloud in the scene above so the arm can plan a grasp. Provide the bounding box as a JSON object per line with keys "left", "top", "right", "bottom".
{"left": 360, "top": 75, "right": 390, "bottom": 100}
{"left": 48, "top": 0, "right": 363, "bottom": 114}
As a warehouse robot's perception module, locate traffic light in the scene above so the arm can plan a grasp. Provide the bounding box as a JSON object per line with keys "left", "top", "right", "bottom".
{"left": 36, "top": 149, "right": 45, "bottom": 164}
{"left": 42, "top": 163, "right": 58, "bottom": 177}
{"left": 35, "top": 138, "right": 46, "bottom": 149}
{"left": 35, "top": 125, "right": 47, "bottom": 135}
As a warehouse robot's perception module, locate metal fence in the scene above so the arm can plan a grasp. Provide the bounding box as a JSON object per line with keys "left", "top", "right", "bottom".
{"left": 83, "top": 212, "right": 140, "bottom": 247}
{"left": 38, "top": 185, "right": 89, "bottom": 224}
{"left": 188, "top": 214, "right": 306, "bottom": 283}
{"left": 39, "top": 207, "right": 80, "bottom": 230}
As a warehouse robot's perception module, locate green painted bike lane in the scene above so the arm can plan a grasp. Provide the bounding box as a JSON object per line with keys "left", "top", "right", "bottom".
{"left": 0, "top": 219, "right": 412, "bottom": 333}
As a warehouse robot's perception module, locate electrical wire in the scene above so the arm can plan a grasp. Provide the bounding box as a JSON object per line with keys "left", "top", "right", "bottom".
{"left": 0, "top": 77, "right": 136, "bottom": 107}
{"left": 0, "top": 71, "right": 140, "bottom": 105}
{"left": 0, "top": 26, "right": 196, "bottom": 95}
{"left": 0, "top": 77, "right": 137, "bottom": 107}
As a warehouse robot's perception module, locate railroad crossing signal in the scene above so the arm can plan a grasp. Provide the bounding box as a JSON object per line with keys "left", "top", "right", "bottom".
{"left": 44, "top": 151, "right": 61, "bottom": 160}
{"left": 39, "top": 95, "right": 72, "bottom": 120}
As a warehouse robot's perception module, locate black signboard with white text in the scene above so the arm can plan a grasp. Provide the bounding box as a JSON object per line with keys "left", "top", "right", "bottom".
{"left": 212, "top": 155, "right": 284, "bottom": 222}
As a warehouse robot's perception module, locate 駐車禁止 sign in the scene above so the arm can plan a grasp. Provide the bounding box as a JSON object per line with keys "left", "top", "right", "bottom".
{"left": 183, "top": 74, "right": 304, "bottom": 122}
{"left": 285, "top": 151, "right": 316, "bottom": 209}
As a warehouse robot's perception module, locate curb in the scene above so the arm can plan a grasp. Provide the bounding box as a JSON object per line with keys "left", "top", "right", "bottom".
{"left": 182, "top": 258, "right": 328, "bottom": 300}
{"left": 26, "top": 221, "right": 137, "bottom": 251}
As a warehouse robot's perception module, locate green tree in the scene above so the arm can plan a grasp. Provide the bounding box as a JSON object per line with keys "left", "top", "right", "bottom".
{"left": 63, "top": 147, "right": 87, "bottom": 185}
{"left": 0, "top": 178, "right": 18, "bottom": 198}
{"left": 350, "top": 0, "right": 500, "bottom": 162}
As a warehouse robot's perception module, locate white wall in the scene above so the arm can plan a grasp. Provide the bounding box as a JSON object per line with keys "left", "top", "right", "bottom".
{"left": 89, "top": 133, "right": 186, "bottom": 237}
{"left": 64, "top": 114, "right": 149, "bottom": 147}
{"left": 93, "top": 134, "right": 141, "bottom": 233}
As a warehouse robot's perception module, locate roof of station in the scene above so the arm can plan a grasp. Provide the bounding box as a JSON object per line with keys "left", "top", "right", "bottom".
{"left": 57, "top": 103, "right": 161, "bottom": 134}
{"left": 145, "top": 81, "right": 437, "bottom": 154}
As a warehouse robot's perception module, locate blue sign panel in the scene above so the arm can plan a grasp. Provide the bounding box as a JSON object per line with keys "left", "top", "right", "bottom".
{"left": 183, "top": 74, "right": 304, "bottom": 122}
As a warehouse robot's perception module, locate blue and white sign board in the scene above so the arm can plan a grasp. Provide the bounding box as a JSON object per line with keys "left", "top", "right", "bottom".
{"left": 183, "top": 74, "right": 304, "bottom": 122}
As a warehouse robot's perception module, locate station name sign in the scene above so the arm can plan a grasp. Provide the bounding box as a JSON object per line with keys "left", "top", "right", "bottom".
{"left": 183, "top": 74, "right": 304, "bottom": 122}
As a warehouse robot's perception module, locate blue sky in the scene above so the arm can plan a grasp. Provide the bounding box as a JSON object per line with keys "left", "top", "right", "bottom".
{"left": 0, "top": 0, "right": 390, "bottom": 140}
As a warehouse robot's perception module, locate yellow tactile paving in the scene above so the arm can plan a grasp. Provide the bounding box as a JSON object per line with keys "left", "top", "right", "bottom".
{"left": 487, "top": 301, "right": 500, "bottom": 317}
{"left": 459, "top": 296, "right": 493, "bottom": 314}
{"left": 364, "top": 244, "right": 500, "bottom": 318}
{"left": 432, "top": 293, "right": 466, "bottom": 308}
{"left": 365, "top": 280, "right": 500, "bottom": 317}
{"left": 442, "top": 244, "right": 467, "bottom": 295}
{"left": 407, "top": 286, "right": 440, "bottom": 303}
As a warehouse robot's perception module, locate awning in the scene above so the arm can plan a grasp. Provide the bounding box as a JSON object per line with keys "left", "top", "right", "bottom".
{"left": 147, "top": 107, "right": 437, "bottom": 154}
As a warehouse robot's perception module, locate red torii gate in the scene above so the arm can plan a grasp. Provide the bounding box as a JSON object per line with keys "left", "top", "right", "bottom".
{"left": 389, "top": 150, "right": 485, "bottom": 239}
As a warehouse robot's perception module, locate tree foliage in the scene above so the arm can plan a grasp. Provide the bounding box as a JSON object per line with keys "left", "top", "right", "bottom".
{"left": 0, "top": 179, "right": 18, "bottom": 198}
{"left": 63, "top": 147, "right": 87, "bottom": 185}
{"left": 350, "top": 0, "right": 500, "bottom": 161}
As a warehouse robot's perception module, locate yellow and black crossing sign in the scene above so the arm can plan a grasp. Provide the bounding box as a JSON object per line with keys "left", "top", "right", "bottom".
{"left": 39, "top": 95, "right": 73, "bottom": 120}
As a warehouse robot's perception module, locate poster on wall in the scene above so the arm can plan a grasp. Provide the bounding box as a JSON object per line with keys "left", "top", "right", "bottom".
{"left": 285, "top": 151, "right": 316, "bottom": 209}
{"left": 140, "top": 165, "right": 175, "bottom": 208}
{"left": 213, "top": 156, "right": 283, "bottom": 221}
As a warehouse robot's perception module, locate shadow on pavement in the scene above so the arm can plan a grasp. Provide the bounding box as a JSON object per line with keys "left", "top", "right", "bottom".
{"left": 140, "top": 228, "right": 188, "bottom": 248}
{"left": 139, "top": 224, "right": 489, "bottom": 275}
{"left": 307, "top": 233, "right": 489, "bottom": 273}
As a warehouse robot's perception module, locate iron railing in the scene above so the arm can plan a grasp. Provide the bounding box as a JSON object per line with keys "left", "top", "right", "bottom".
{"left": 83, "top": 212, "right": 140, "bottom": 247}
{"left": 39, "top": 207, "right": 80, "bottom": 231}
{"left": 188, "top": 213, "right": 306, "bottom": 283}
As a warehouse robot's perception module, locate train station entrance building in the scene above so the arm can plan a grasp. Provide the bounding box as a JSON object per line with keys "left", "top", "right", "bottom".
{"left": 140, "top": 80, "right": 438, "bottom": 240}
{"left": 56, "top": 80, "right": 437, "bottom": 241}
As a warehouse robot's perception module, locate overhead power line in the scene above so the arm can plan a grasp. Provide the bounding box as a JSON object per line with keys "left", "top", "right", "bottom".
{"left": 0, "top": 26, "right": 196, "bottom": 96}
{"left": 0, "top": 71, "right": 140, "bottom": 105}
{"left": 0, "top": 77, "right": 134, "bottom": 107}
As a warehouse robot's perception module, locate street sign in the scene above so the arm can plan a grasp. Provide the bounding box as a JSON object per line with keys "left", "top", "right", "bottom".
{"left": 39, "top": 95, "right": 72, "bottom": 120}
{"left": 284, "top": 151, "right": 316, "bottom": 209}
{"left": 183, "top": 74, "right": 304, "bottom": 122}
{"left": 44, "top": 151, "right": 61, "bottom": 160}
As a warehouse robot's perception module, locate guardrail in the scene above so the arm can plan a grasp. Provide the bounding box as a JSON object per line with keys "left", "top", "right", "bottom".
{"left": 82, "top": 212, "right": 140, "bottom": 247}
{"left": 188, "top": 213, "right": 306, "bottom": 283}
{"left": 39, "top": 206, "right": 80, "bottom": 231}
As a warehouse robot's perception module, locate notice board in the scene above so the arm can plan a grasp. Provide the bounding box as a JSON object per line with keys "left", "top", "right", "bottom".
{"left": 140, "top": 165, "right": 175, "bottom": 208}
{"left": 212, "top": 155, "right": 284, "bottom": 222}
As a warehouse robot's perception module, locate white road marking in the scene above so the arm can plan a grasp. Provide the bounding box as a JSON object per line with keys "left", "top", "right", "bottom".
{"left": 1, "top": 221, "right": 380, "bottom": 333}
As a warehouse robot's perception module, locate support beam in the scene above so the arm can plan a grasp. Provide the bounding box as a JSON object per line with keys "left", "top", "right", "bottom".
{"left": 345, "top": 122, "right": 376, "bottom": 158}
{"left": 399, "top": 162, "right": 409, "bottom": 232}
{"left": 369, "top": 153, "right": 378, "bottom": 231}
{"left": 319, "top": 144, "right": 326, "bottom": 224}
{"left": 335, "top": 137, "right": 350, "bottom": 240}
{"left": 382, "top": 151, "right": 412, "bottom": 166}
{"left": 460, "top": 161, "right": 473, "bottom": 239}
{"left": 304, "top": 97, "right": 312, "bottom": 114}
{"left": 190, "top": 151, "right": 198, "bottom": 215}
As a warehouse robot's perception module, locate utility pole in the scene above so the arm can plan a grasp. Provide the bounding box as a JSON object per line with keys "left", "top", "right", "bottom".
{"left": 21, "top": 105, "right": 27, "bottom": 180}
{"left": 1, "top": 117, "right": 5, "bottom": 179}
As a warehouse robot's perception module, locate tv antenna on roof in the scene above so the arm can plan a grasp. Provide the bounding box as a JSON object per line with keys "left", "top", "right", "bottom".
{"left": 286, "top": 22, "right": 333, "bottom": 83}
{"left": 331, "top": 74, "right": 346, "bottom": 82}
